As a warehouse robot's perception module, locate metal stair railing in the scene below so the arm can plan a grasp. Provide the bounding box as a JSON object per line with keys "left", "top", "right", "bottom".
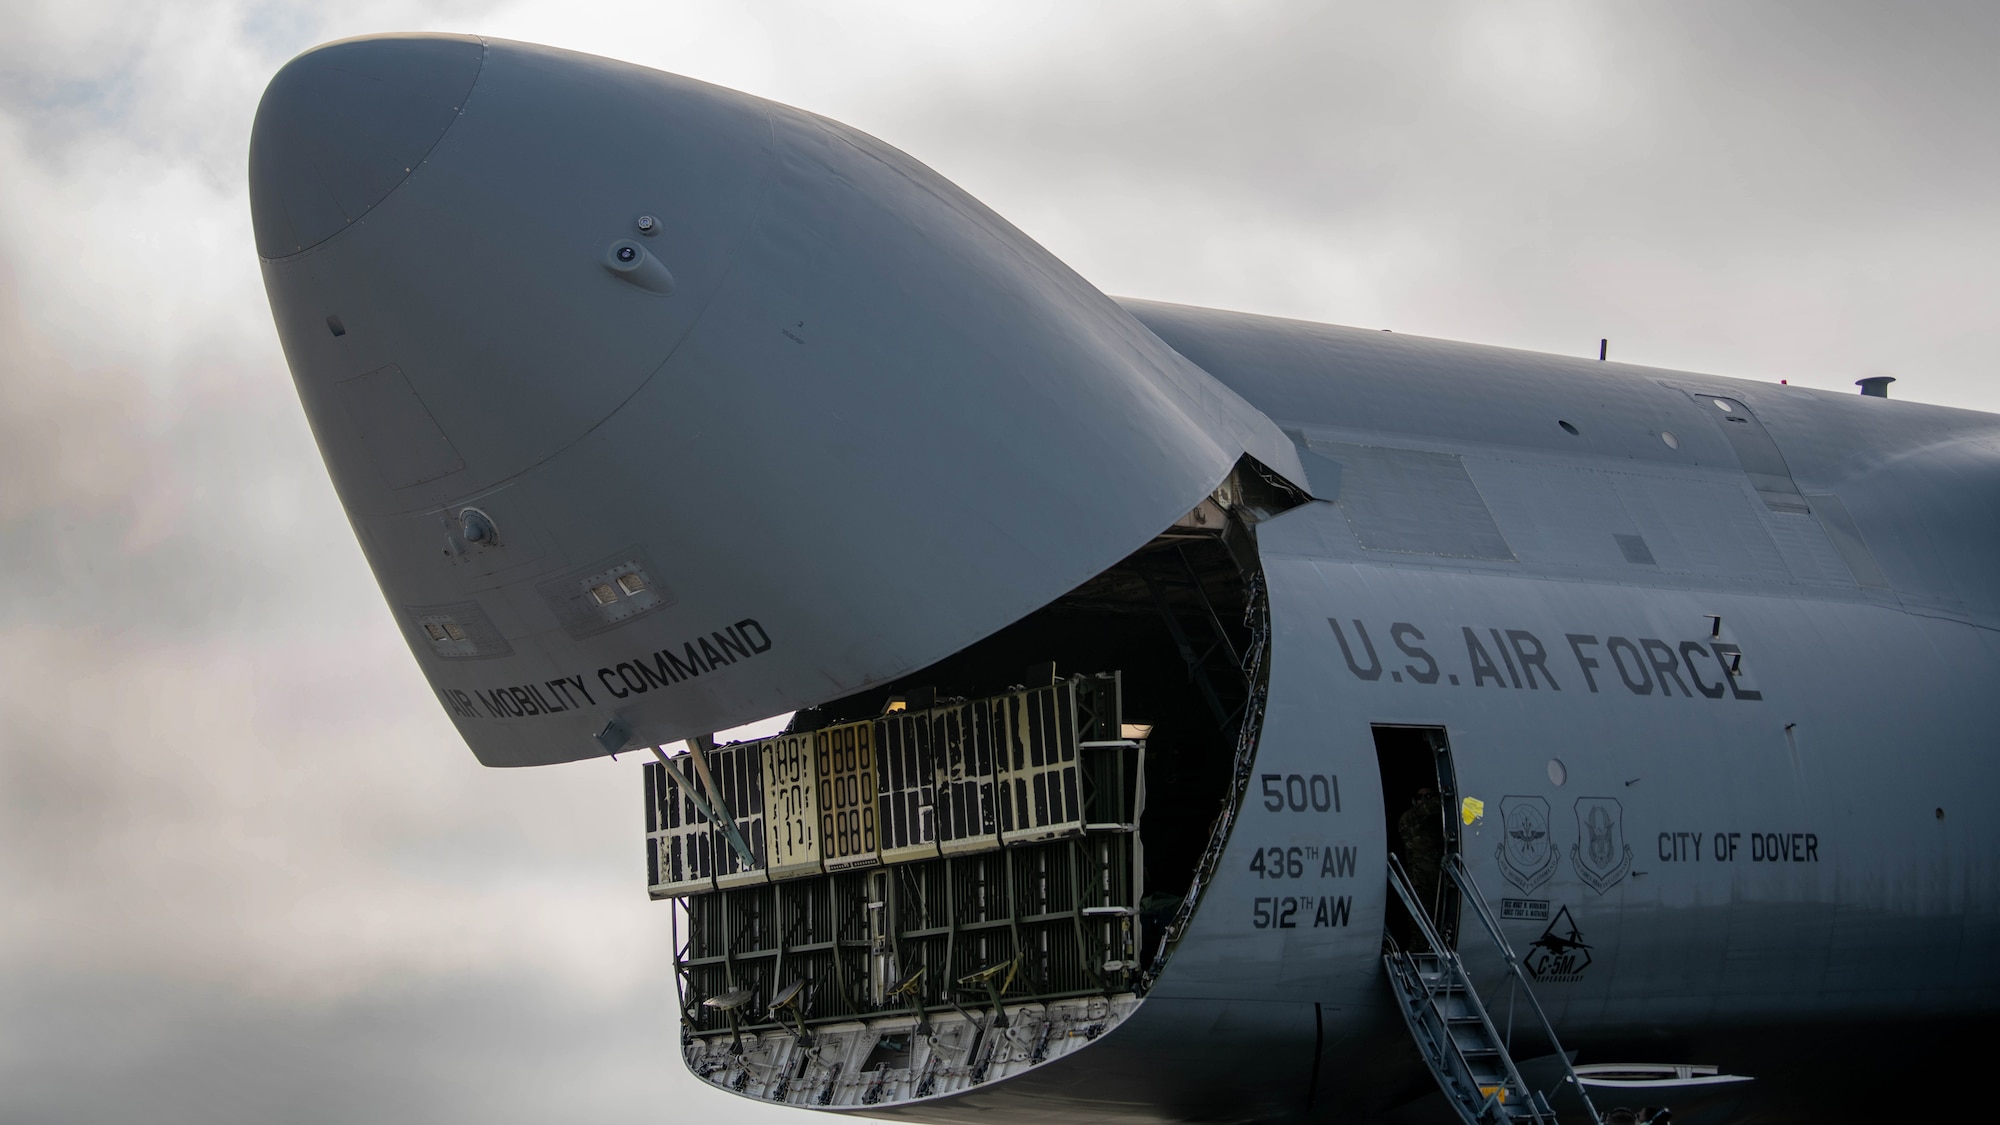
{"left": 1386, "top": 854, "right": 1550, "bottom": 1125}
{"left": 1443, "top": 855, "right": 1605, "bottom": 1125}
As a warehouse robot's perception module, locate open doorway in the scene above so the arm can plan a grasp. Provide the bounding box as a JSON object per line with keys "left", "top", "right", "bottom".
{"left": 1373, "top": 725, "right": 1459, "bottom": 949}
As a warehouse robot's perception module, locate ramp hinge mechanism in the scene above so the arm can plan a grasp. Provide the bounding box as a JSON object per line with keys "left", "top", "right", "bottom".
{"left": 651, "top": 739, "right": 758, "bottom": 869}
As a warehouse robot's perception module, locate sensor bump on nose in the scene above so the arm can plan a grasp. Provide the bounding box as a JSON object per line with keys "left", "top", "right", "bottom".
{"left": 604, "top": 239, "right": 675, "bottom": 295}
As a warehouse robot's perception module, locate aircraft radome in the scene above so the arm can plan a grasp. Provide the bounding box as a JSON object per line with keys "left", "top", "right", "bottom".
{"left": 250, "top": 33, "right": 1999, "bottom": 1125}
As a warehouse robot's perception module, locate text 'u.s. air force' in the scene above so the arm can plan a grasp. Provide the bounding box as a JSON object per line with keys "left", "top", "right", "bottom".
{"left": 1328, "top": 619, "right": 1761, "bottom": 701}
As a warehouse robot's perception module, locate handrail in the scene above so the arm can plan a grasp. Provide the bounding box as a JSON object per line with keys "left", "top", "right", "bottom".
{"left": 1385, "top": 852, "right": 1454, "bottom": 958}
{"left": 1388, "top": 855, "right": 1542, "bottom": 1123}
{"left": 1445, "top": 855, "right": 1605, "bottom": 1125}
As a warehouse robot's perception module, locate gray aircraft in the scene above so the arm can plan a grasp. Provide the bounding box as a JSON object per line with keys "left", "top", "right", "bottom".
{"left": 250, "top": 33, "right": 1997, "bottom": 1125}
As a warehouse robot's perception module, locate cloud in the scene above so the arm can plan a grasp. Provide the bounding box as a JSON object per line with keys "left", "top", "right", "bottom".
{"left": 0, "top": 274, "right": 153, "bottom": 523}
{"left": 0, "top": 621, "right": 653, "bottom": 996}
{"left": 0, "top": 969, "right": 802, "bottom": 1125}
{"left": 0, "top": 6, "right": 723, "bottom": 1117}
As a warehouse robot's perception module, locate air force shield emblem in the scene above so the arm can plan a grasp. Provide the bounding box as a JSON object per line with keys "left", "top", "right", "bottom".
{"left": 1571, "top": 797, "right": 1633, "bottom": 894}
{"left": 1496, "top": 796, "right": 1557, "bottom": 894}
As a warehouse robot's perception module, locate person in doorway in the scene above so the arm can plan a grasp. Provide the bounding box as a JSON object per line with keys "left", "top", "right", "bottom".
{"left": 1397, "top": 785, "right": 1444, "bottom": 928}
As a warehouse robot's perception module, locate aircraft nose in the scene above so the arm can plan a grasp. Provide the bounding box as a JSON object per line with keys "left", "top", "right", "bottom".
{"left": 255, "top": 36, "right": 1304, "bottom": 766}
{"left": 248, "top": 34, "right": 483, "bottom": 259}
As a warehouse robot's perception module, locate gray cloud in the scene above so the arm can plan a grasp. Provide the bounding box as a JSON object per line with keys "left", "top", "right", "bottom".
{"left": 744, "top": 1, "right": 2000, "bottom": 404}
{"left": 0, "top": 970, "right": 800, "bottom": 1125}
{"left": 3, "top": 2, "right": 1998, "bottom": 1121}
{"left": 0, "top": 275, "right": 152, "bottom": 521}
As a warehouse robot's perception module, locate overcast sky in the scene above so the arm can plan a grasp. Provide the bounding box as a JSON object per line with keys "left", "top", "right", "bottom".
{"left": 3, "top": 2, "right": 1997, "bottom": 1122}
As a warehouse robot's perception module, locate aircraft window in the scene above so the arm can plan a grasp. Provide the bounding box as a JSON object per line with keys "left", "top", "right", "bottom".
{"left": 616, "top": 572, "right": 649, "bottom": 596}
{"left": 1547, "top": 758, "right": 1567, "bottom": 786}
{"left": 588, "top": 582, "right": 619, "bottom": 606}
{"left": 1558, "top": 420, "right": 1579, "bottom": 435}
{"left": 1660, "top": 431, "right": 1679, "bottom": 449}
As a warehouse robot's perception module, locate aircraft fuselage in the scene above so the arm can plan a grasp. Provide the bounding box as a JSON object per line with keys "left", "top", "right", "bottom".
{"left": 250, "top": 34, "right": 2000, "bottom": 1125}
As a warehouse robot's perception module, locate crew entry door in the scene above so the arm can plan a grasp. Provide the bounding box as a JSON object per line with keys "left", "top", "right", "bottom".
{"left": 1373, "top": 725, "right": 1460, "bottom": 948}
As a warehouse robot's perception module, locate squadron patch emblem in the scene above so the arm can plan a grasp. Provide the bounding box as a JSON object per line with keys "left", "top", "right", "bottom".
{"left": 1571, "top": 797, "right": 1633, "bottom": 894}
{"left": 1496, "top": 795, "right": 1557, "bottom": 894}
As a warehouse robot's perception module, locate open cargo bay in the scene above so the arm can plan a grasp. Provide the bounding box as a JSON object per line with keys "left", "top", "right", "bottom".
{"left": 647, "top": 510, "right": 1273, "bottom": 1107}
{"left": 647, "top": 676, "right": 1145, "bottom": 1037}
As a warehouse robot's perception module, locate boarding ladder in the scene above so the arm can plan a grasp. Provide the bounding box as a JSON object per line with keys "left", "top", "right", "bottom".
{"left": 1384, "top": 854, "right": 1604, "bottom": 1125}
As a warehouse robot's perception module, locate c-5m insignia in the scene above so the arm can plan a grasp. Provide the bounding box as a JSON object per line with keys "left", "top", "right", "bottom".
{"left": 1496, "top": 796, "right": 1557, "bottom": 894}
{"left": 1524, "top": 906, "right": 1592, "bottom": 982}
{"left": 1571, "top": 797, "right": 1633, "bottom": 894}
